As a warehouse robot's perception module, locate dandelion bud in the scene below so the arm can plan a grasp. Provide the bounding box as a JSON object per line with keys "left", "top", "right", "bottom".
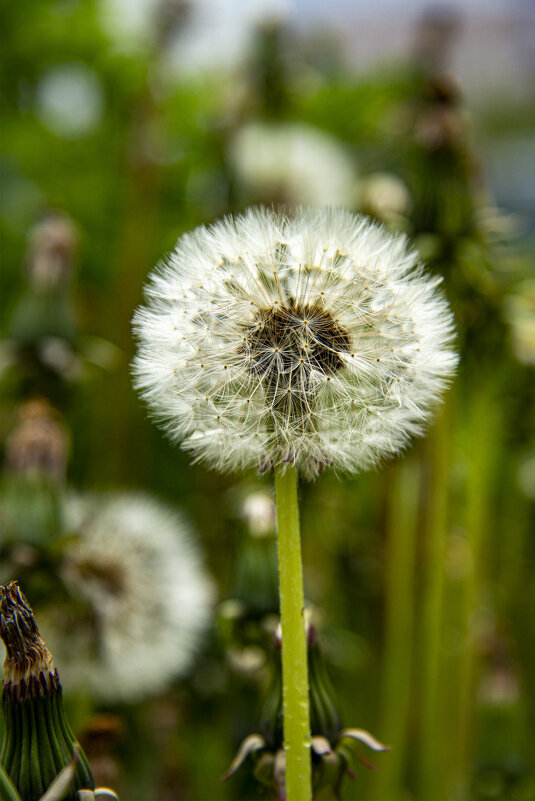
{"left": 0, "top": 764, "right": 21, "bottom": 801}
{"left": 27, "top": 214, "right": 79, "bottom": 289}
{"left": 224, "top": 623, "right": 389, "bottom": 798}
{"left": 0, "top": 581, "right": 94, "bottom": 801}
{"left": 306, "top": 624, "right": 341, "bottom": 746}
{"left": 1, "top": 400, "right": 68, "bottom": 549}
{"left": 8, "top": 214, "right": 78, "bottom": 358}
{"left": 5, "top": 399, "right": 69, "bottom": 482}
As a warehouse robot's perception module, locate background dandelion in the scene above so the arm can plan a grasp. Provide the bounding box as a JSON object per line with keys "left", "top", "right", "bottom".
{"left": 229, "top": 122, "right": 358, "bottom": 207}
{"left": 41, "top": 492, "right": 214, "bottom": 701}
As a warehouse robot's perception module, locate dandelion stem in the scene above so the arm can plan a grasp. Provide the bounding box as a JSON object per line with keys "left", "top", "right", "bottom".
{"left": 274, "top": 464, "right": 312, "bottom": 801}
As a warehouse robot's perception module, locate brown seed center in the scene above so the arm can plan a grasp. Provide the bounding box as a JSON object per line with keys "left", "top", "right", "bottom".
{"left": 242, "top": 303, "right": 350, "bottom": 379}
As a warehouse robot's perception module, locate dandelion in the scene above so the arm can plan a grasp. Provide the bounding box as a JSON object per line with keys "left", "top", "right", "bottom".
{"left": 132, "top": 206, "right": 457, "bottom": 800}
{"left": 5, "top": 398, "right": 69, "bottom": 481}
{"left": 229, "top": 122, "right": 357, "bottom": 208}
{"left": 133, "top": 207, "right": 456, "bottom": 479}
{"left": 358, "top": 172, "right": 411, "bottom": 225}
{"left": 241, "top": 490, "right": 276, "bottom": 537}
{"left": 41, "top": 493, "right": 214, "bottom": 701}
{"left": 225, "top": 490, "right": 279, "bottom": 632}
{"left": 1, "top": 398, "right": 68, "bottom": 548}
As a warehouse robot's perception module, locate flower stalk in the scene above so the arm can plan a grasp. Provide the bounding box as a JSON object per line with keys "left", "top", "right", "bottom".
{"left": 274, "top": 464, "right": 312, "bottom": 801}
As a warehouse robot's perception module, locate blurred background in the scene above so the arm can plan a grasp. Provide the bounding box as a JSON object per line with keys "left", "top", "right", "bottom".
{"left": 1, "top": 0, "right": 534, "bottom": 799}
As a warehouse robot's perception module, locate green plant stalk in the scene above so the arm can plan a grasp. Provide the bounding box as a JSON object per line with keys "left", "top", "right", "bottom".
{"left": 371, "top": 457, "right": 419, "bottom": 800}
{"left": 417, "top": 406, "right": 450, "bottom": 800}
{"left": 453, "top": 385, "right": 498, "bottom": 794}
{"left": 274, "top": 464, "right": 312, "bottom": 801}
{"left": 0, "top": 764, "right": 22, "bottom": 801}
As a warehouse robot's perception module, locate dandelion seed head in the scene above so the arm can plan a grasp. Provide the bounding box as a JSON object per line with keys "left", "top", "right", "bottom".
{"left": 229, "top": 122, "right": 357, "bottom": 207}
{"left": 241, "top": 490, "right": 276, "bottom": 537}
{"left": 40, "top": 493, "right": 214, "bottom": 701}
{"left": 133, "top": 207, "right": 458, "bottom": 478}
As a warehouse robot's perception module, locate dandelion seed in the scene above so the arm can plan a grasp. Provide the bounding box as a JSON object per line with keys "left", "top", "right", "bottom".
{"left": 132, "top": 207, "right": 457, "bottom": 478}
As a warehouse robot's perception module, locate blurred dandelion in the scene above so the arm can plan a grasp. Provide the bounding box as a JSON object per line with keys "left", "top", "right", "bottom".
{"left": 0, "top": 398, "right": 68, "bottom": 549}
{"left": 41, "top": 493, "right": 214, "bottom": 701}
{"left": 505, "top": 280, "right": 535, "bottom": 366}
{"left": 241, "top": 490, "right": 276, "bottom": 537}
{"left": 5, "top": 398, "right": 69, "bottom": 481}
{"left": 133, "top": 206, "right": 457, "bottom": 479}
{"left": 221, "top": 489, "right": 279, "bottom": 644}
{"left": 229, "top": 122, "right": 357, "bottom": 207}
{"left": 35, "top": 65, "right": 104, "bottom": 140}
{"left": 358, "top": 172, "right": 411, "bottom": 226}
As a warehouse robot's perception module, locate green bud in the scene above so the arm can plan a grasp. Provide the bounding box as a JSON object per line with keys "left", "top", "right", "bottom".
{"left": 224, "top": 624, "right": 390, "bottom": 799}
{"left": 0, "top": 582, "right": 94, "bottom": 801}
{"left": 1, "top": 399, "right": 68, "bottom": 548}
{"left": 258, "top": 625, "right": 341, "bottom": 750}
{"left": 9, "top": 214, "right": 78, "bottom": 345}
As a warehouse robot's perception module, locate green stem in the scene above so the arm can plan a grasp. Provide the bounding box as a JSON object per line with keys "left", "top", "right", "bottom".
{"left": 371, "top": 457, "right": 419, "bottom": 800}
{"left": 453, "top": 384, "right": 498, "bottom": 795}
{"left": 274, "top": 464, "right": 312, "bottom": 801}
{"left": 417, "top": 406, "right": 450, "bottom": 800}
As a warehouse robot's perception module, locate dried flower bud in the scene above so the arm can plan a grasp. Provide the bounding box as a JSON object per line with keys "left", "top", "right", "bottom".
{"left": 5, "top": 399, "right": 69, "bottom": 481}
{"left": 0, "top": 582, "right": 94, "bottom": 801}
{"left": 8, "top": 216, "right": 79, "bottom": 354}
{"left": 27, "top": 214, "right": 79, "bottom": 289}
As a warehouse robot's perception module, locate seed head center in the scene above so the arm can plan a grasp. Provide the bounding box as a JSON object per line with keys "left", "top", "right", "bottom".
{"left": 242, "top": 303, "right": 350, "bottom": 378}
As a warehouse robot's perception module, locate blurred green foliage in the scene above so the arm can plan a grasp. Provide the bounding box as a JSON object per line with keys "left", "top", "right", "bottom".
{"left": 1, "top": 2, "right": 534, "bottom": 800}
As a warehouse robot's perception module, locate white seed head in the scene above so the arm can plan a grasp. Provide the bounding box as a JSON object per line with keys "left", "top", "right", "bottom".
{"left": 132, "top": 207, "right": 458, "bottom": 479}
{"left": 358, "top": 172, "right": 411, "bottom": 221}
{"left": 241, "top": 491, "right": 276, "bottom": 537}
{"left": 40, "top": 492, "right": 214, "bottom": 701}
{"left": 229, "top": 122, "right": 357, "bottom": 207}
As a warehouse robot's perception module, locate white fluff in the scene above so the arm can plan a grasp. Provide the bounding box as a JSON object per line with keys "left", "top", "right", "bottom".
{"left": 229, "top": 122, "right": 357, "bottom": 207}
{"left": 40, "top": 493, "right": 214, "bottom": 700}
{"left": 132, "top": 207, "right": 458, "bottom": 479}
